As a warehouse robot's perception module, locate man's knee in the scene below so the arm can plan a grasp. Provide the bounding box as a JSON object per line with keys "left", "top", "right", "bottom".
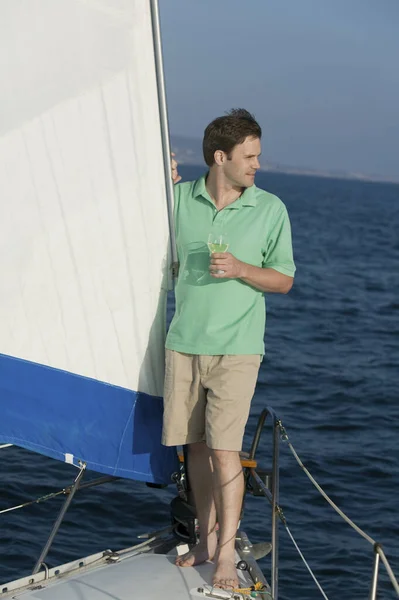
{"left": 187, "top": 441, "right": 208, "bottom": 456}
{"left": 210, "top": 448, "right": 240, "bottom": 467}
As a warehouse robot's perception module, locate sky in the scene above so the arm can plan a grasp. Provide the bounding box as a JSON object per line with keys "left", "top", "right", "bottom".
{"left": 159, "top": 0, "right": 399, "bottom": 180}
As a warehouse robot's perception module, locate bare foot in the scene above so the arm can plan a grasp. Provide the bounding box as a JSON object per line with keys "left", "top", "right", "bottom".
{"left": 176, "top": 533, "right": 217, "bottom": 567}
{"left": 212, "top": 555, "right": 239, "bottom": 590}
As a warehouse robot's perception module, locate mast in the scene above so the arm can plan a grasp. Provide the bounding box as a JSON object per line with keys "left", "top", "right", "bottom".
{"left": 150, "top": 0, "right": 179, "bottom": 281}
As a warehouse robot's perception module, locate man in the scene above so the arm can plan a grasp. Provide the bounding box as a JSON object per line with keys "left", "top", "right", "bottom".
{"left": 164, "top": 109, "right": 295, "bottom": 589}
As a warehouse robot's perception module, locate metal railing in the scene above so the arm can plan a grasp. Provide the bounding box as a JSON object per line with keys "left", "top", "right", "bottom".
{"left": 247, "top": 409, "right": 399, "bottom": 600}
{"left": 246, "top": 406, "right": 281, "bottom": 600}
{"left": 280, "top": 422, "right": 399, "bottom": 599}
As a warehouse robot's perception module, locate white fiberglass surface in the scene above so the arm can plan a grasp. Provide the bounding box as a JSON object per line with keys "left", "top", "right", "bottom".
{"left": 8, "top": 552, "right": 252, "bottom": 600}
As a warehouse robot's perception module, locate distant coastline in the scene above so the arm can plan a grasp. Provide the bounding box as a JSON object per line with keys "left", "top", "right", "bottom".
{"left": 171, "top": 135, "right": 399, "bottom": 185}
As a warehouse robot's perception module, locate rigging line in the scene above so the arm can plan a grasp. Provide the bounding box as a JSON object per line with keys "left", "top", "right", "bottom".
{"left": 0, "top": 489, "right": 67, "bottom": 515}
{"left": 377, "top": 547, "right": 399, "bottom": 597}
{"left": 284, "top": 524, "right": 330, "bottom": 600}
{"left": 250, "top": 469, "right": 328, "bottom": 600}
{"left": 1, "top": 473, "right": 116, "bottom": 516}
{"left": 279, "top": 423, "right": 399, "bottom": 594}
{"left": 279, "top": 425, "right": 376, "bottom": 546}
{"left": 119, "top": 525, "right": 180, "bottom": 557}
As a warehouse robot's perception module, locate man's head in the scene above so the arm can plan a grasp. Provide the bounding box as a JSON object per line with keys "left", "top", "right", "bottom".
{"left": 203, "top": 108, "right": 262, "bottom": 188}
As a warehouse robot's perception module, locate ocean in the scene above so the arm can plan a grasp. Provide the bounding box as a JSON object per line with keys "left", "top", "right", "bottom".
{"left": 1, "top": 166, "right": 398, "bottom": 599}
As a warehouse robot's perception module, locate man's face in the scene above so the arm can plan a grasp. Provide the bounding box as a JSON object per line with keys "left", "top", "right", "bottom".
{"left": 223, "top": 136, "right": 261, "bottom": 188}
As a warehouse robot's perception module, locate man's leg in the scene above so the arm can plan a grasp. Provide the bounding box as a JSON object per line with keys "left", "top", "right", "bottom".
{"left": 175, "top": 441, "right": 218, "bottom": 566}
{"left": 175, "top": 443, "right": 243, "bottom": 587}
{"left": 204, "top": 354, "right": 261, "bottom": 589}
{"left": 211, "top": 449, "right": 243, "bottom": 588}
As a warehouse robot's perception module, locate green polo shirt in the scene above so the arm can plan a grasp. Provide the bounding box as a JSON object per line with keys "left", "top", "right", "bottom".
{"left": 165, "top": 174, "right": 296, "bottom": 355}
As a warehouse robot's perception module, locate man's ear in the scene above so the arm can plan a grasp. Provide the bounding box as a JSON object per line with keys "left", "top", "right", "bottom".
{"left": 214, "top": 150, "right": 225, "bottom": 166}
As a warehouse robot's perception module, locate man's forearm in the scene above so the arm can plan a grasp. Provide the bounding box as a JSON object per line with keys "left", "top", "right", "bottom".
{"left": 239, "top": 263, "right": 294, "bottom": 294}
{"left": 209, "top": 252, "right": 294, "bottom": 292}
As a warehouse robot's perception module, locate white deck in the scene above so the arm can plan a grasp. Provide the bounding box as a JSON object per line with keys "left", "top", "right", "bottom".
{"left": 1, "top": 546, "right": 266, "bottom": 600}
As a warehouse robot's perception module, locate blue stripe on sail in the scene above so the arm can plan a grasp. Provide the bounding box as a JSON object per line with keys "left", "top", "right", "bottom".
{"left": 0, "top": 353, "right": 178, "bottom": 484}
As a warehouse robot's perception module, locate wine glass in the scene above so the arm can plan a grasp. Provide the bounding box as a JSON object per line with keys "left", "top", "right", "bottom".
{"left": 207, "top": 232, "right": 229, "bottom": 274}
{"left": 207, "top": 232, "right": 229, "bottom": 254}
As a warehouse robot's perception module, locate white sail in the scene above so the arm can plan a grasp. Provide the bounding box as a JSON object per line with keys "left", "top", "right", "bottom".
{"left": 0, "top": 0, "right": 170, "bottom": 398}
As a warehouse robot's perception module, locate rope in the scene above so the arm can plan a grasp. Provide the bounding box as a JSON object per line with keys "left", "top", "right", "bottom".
{"left": 252, "top": 484, "right": 331, "bottom": 600}
{"left": 280, "top": 424, "right": 376, "bottom": 545}
{"left": 279, "top": 422, "right": 399, "bottom": 597}
{"left": 284, "top": 523, "right": 330, "bottom": 600}
{"left": 0, "top": 488, "right": 68, "bottom": 514}
{"left": 203, "top": 582, "right": 272, "bottom": 599}
{"left": 232, "top": 582, "right": 271, "bottom": 596}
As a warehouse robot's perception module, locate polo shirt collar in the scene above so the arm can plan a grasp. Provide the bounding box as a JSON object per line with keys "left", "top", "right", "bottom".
{"left": 193, "top": 174, "right": 257, "bottom": 209}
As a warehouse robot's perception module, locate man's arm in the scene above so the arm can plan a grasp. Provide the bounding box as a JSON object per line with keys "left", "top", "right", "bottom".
{"left": 210, "top": 202, "right": 295, "bottom": 293}
{"left": 210, "top": 253, "right": 293, "bottom": 294}
{"left": 239, "top": 263, "right": 293, "bottom": 293}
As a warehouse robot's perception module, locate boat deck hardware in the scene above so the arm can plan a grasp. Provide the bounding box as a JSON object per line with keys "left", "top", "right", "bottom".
{"left": 245, "top": 408, "right": 399, "bottom": 600}
{"left": 32, "top": 462, "right": 86, "bottom": 574}
{"left": 2, "top": 405, "right": 398, "bottom": 599}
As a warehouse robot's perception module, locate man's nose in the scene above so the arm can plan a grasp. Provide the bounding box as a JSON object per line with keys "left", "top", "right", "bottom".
{"left": 253, "top": 157, "right": 260, "bottom": 170}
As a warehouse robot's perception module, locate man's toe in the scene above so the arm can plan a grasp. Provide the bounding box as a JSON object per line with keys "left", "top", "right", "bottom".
{"left": 213, "top": 579, "right": 236, "bottom": 590}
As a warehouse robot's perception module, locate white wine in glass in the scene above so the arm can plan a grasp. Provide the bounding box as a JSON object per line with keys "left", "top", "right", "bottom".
{"left": 208, "top": 232, "right": 229, "bottom": 274}
{"left": 207, "top": 232, "right": 229, "bottom": 254}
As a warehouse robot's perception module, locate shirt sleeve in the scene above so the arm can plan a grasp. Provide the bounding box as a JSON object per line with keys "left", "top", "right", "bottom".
{"left": 262, "top": 206, "right": 296, "bottom": 276}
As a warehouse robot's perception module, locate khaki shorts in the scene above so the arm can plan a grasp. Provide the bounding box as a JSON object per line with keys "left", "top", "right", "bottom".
{"left": 162, "top": 350, "right": 261, "bottom": 451}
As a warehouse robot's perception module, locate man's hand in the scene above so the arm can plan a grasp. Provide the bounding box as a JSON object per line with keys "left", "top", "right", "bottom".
{"left": 209, "top": 252, "right": 245, "bottom": 279}
{"left": 171, "top": 152, "right": 182, "bottom": 184}
{"left": 210, "top": 252, "right": 294, "bottom": 293}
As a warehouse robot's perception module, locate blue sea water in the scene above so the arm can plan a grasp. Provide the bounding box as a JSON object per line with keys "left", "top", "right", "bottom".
{"left": 1, "top": 167, "right": 398, "bottom": 599}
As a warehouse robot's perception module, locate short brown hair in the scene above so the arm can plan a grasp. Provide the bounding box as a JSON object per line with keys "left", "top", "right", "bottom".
{"left": 202, "top": 108, "right": 262, "bottom": 167}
